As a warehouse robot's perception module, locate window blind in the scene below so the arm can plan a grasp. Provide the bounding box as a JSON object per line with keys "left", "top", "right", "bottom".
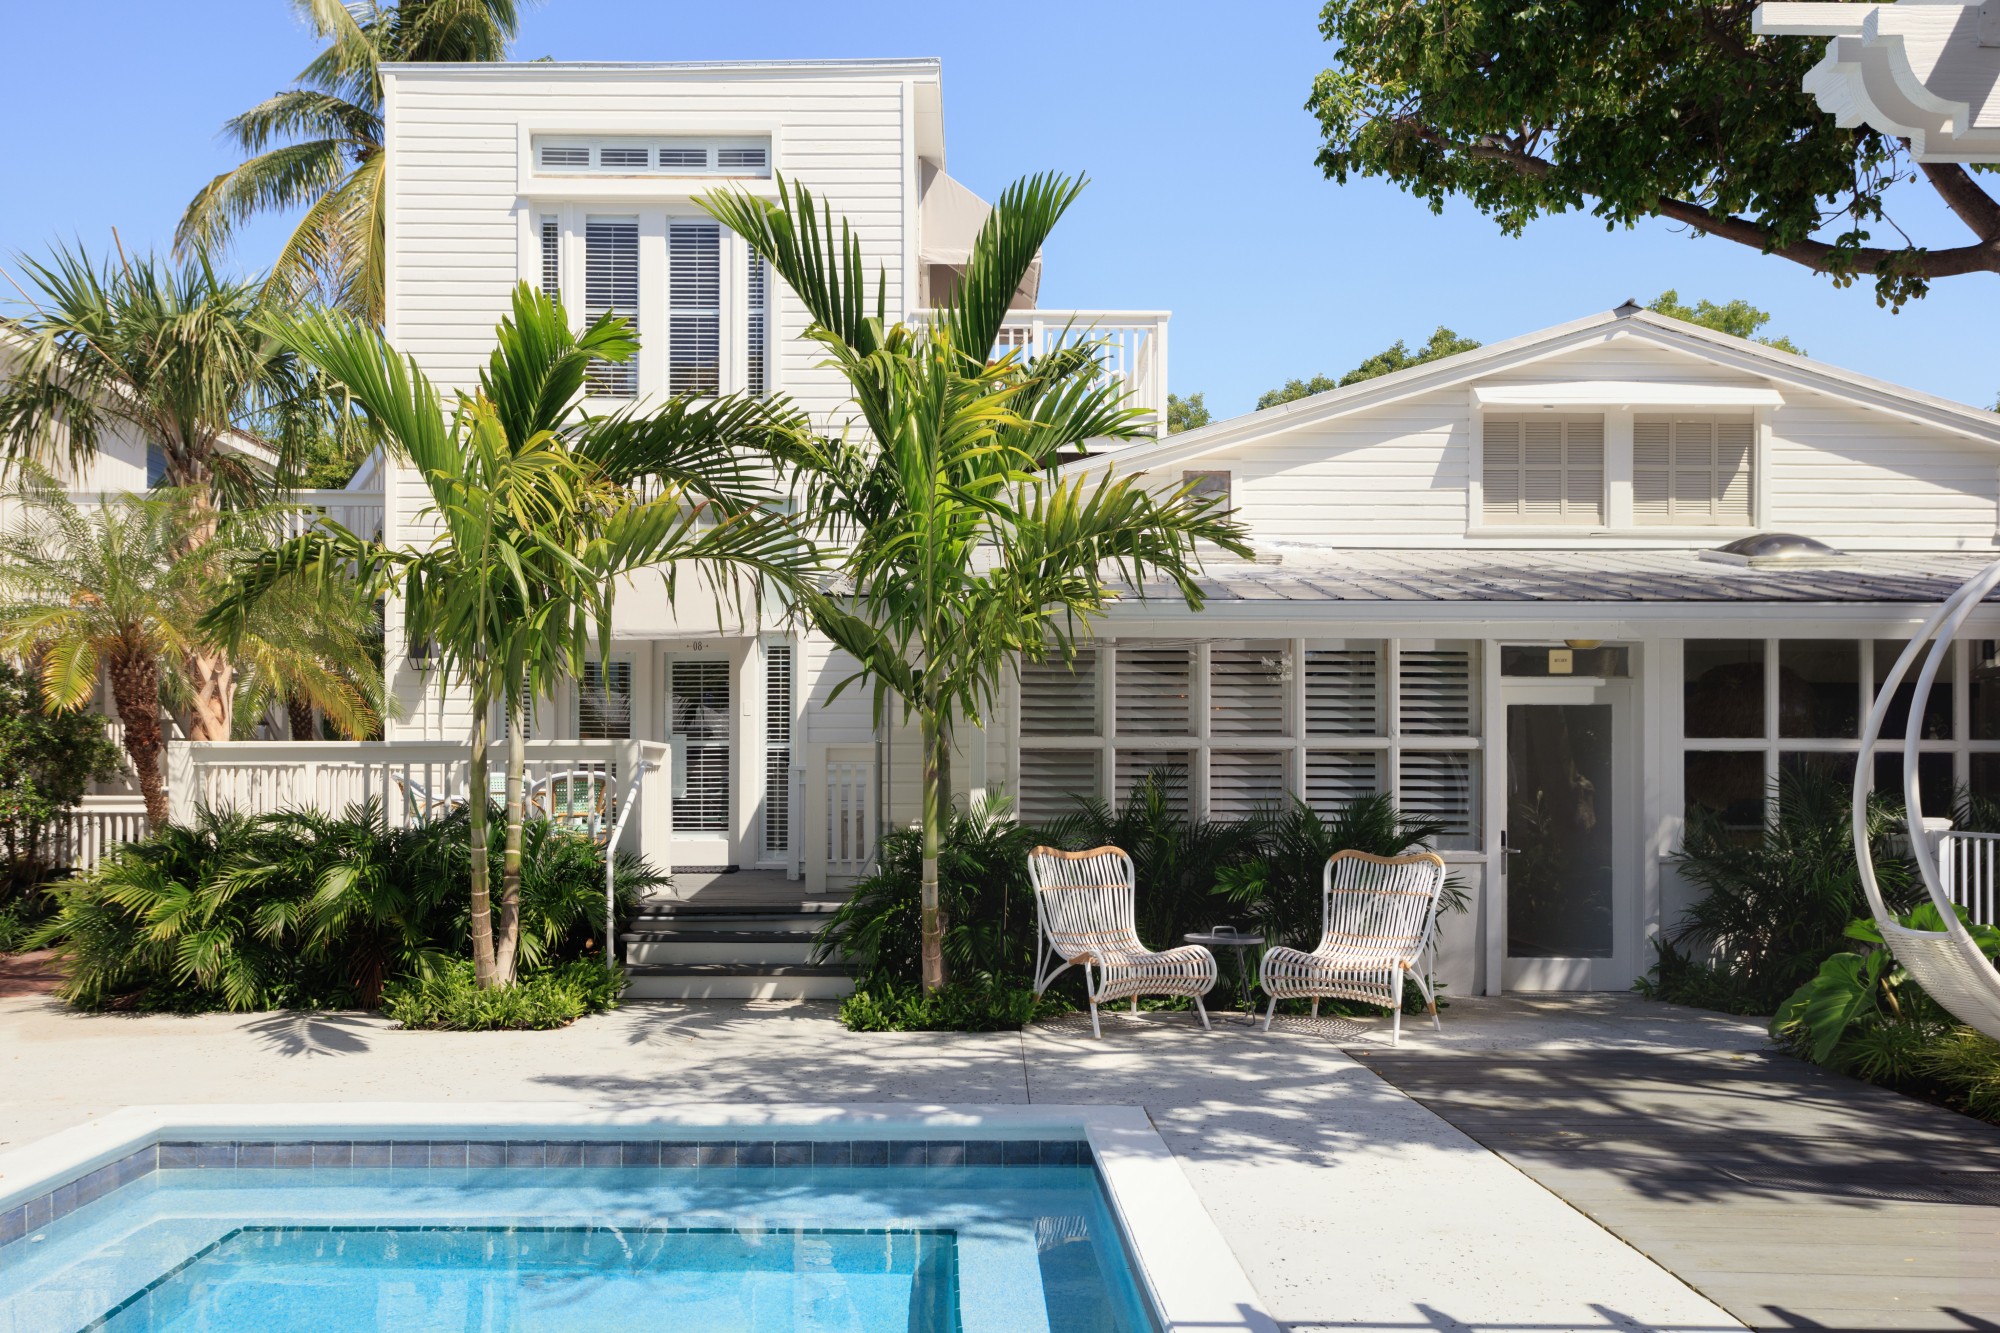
{"left": 1209, "top": 644, "right": 1286, "bottom": 736}
{"left": 763, "top": 645, "right": 792, "bottom": 856}
{"left": 1399, "top": 646, "right": 1476, "bottom": 735}
{"left": 1483, "top": 416, "right": 1605, "bottom": 524}
{"left": 538, "top": 217, "right": 560, "bottom": 303}
{"left": 746, "top": 251, "right": 770, "bottom": 398}
{"left": 1304, "top": 750, "right": 1381, "bottom": 816}
{"left": 1019, "top": 650, "right": 1097, "bottom": 735}
{"left": 1209, "top": 751, "right": 1286, "bottom": 821}
{"left": 671, "top": 660, "right": 730, "bottom": 832}
{"left": 1114, "top": 750, "right": 1191, "bottom": 813}
{"left": 577, "top": 660, "right": 632, "bottom": 741}
{"left": 669, "top": 222, "right": 722, "bottom": 397}
{"left": 584, "top": 218, "right": 638, "bottom": 398}
{"left": 1018, "top": 750, "right": 1100, "bottom": 825}
{"left": 1304, "top": 646, "right": 1381, "bottom": 736}
{"left": 1398, "top": 750, "right": 1478, "bottom": 845}
{"left": 1634, "top": 417, "right": 1753, "bottom": 525}
{"left": 1115, "top": 644, "right": 1192, "bottom": 735}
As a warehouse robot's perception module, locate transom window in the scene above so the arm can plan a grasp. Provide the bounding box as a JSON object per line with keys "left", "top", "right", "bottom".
{"left": 534, "top": 137, "right": 772, "bottom": 177}
{"left": 1015, "top": 639, "right": 1481, "bottom": 847}
{"left": 1482, "top": 415, "right": 1605, "bottom": 525}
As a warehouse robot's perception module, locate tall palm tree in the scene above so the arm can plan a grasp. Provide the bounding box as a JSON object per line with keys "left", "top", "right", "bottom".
{"left": 0, "top": 479, "right": 380, "bottom": 825}
{"left": 177, "top": 0, "right": 524, "bottom": 323}
{"left": 0, "top": 245, "right": 322, "bottom": 740}
{"left": 207, "top": 284, "right": 816, "bottom": 988}
{"left": 702, "top": 174, "right": 1251, "bottom": 991}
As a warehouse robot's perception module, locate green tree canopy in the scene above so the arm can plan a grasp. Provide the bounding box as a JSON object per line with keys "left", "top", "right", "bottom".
{"left": 1646, "top": 290, "right": 1802, "bottom": 355}
{"left": 1258, "top": 325, "right": 1482, "bottom": 409}
{"left": 1308, "top": 0, "right": 2000, "bottom": 307}
{"left": 1167, "top": 392, "right": 1212, "bottom": 434}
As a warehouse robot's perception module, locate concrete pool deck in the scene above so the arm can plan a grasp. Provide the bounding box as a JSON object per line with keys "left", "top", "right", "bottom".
{"left": 1, "top": 993, "right": 1779, "bottom": 1331}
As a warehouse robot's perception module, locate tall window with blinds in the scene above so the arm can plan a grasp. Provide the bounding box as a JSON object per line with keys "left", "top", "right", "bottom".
{"left": 584, "top": 218, "right": 638, "bottom": 397}
{"left": 746, "top": 252, "right": 770, "bottom": 397}
{"left": 1482, "top": 416, "right": 1605, "bottom": 525}
{"left": 538, "top": 217, "right": 561, "bottom": 303}
{"left": 1634, "top": 417, "right": 1753, "bottom": 525}
{"left": 576, "top": 660, "right": 632, "bottom": 740}
{"left": 668, "top": 222, "right": 721, "bottom": 397}
{"left": 763, "top": 644, "right": 792, "bottom": 858}
{"left": 670, "top": 660, "right": 731, "bottom": 833}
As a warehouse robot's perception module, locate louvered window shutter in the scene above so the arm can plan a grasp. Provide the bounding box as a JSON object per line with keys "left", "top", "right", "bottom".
{"left": 1483, "top": 417, "right": 1603, "bottom": 524}
{"left": 1114, "top": 749, "right": 1191, "bottom": 813}
{"left": 1399, "top": 646, "right": 1475, "bottom": 735}
{"left": 1304, "top": 645, "right": 1381, "bottom": 735}
{"left": 539, "top": 145, "right": 589, "bottom": 168}
{"left": 1634, "top": 417, "right": 1754, "bottom": 525}
{"left": 1304, "top": 751, "right": 1381, "bottom": 816}
{"left": 1115, "top": 645, "right": 1192, "bottom": 735}
{"left": 1397, "top": 750, "right": 1478, "bottom": 846}
{"left": 763, "top": 645, "right": 792, "bottom": 856}
{"left": 746, "top": 251, "right": 770, "bottom": 397}
{"left": 1018, "top": 750, "right": 1100, "bottom": 825}
{"left": 658, "top": 146, "right": 708, "bottom": 168}
{"left": 1020, "top": 650, "right": 1098, "bottom": 735}
{"left": 1209, "top": 751, "right": 1285, "bottom": 821}
{"left": 717, "top": 146, "right": 768, "bottom": 170}
{"left": 584, "top": 219, "right": 639, "bottom": 397}
{"left": 1209, "top": 643, "right": 1286, "bottom": 735}
{"left": 577, "top": 660, "right": 632, "bottom": 740}
{"left": 538, "top": 217, "right": 561, "bottom": 303}
{"left": 671, "top": 660, "right": 731, "bottom": 832}
{"left": 669, "top": 222, "right": 722, "bottom": 397}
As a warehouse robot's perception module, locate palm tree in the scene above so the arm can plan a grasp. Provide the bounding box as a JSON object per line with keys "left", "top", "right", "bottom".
{"left": 702, "top": 174, "right": 1251, "bottom": 991}
{"left": 207, "top": 284, "right": 816, "bottom": 988}
{"left": 0, "top": 479, "right": 380, "bottom": 825}
{"left": 176, "top": 0, "right": 524, "bottom": 322}
{"left": 0, "top": 245, "right": 322, "bottom": 740}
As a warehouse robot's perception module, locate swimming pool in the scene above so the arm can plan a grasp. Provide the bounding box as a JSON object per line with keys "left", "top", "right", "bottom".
{"left": 0, "top": 1106, "right": 1274, "bottom": 1333}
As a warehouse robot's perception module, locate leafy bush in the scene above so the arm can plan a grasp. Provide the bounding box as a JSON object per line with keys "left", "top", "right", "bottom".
{"left": 30, "top": 802, "right": 660, "bottom": 1012}
{"left": 838, "top": 979, "right": 1070, "bottom": 1032}
{"left": 1644, "top": 767, "right": 1916, "bottom": 1015}
{"left": 0, "top": 661, "right": 123, "bottom": 903}
{"left": 382, "top": 958, "right": 624, "bottom": 1030}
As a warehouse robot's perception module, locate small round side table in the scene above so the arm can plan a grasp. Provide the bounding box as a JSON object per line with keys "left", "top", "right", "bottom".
{"left": 1183, "top": 927, "right": 1265, "bottom": 1022}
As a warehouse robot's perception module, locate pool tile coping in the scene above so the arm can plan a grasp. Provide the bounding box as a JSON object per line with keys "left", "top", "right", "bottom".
{"left": 0, "top": 1102, "right": 1278, "bottom": 1333}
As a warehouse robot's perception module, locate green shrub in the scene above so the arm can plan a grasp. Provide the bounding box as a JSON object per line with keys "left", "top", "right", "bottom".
{"left": 838, "top": 979, "right": 1070, "bottom": 1032}
{"left": 0, "top": 661, "right": 122, "bottom": 902}
{"left": 30, "top": 802, "right": 660, "bottom": 1012}
{"left": 382, "top": 958, "right": 625, "bottom": 1030}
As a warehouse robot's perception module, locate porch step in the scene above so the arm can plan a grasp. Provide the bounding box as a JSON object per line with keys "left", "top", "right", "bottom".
{"left": 623, "top": 963, "right": 854, "bottom": 1001}
{"left": 628, "top": 911, "right": 832, "bottom": 935}
{"left": 622, "top": 929, "right": 821, "bottom": 967}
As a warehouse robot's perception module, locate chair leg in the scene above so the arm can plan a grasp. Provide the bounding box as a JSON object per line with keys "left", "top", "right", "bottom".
{"left": 1311, "top": 997, "right": 1319, "bottom": 1019}
{"left": 1262, "top": 997, "right": 1278, "bottom": 1033}
{"left": 1193, "top": 993, "right": 1211, "bottom": 1032}
{"left": 1089, "top": 999, "right": 1101, "bottom": 1040}
{"left": 1392, "top": 1000, "right": 1402, "bottom": 1047}
{"left": 1131, "top": 997, "right": 1140, "bottom": 1016}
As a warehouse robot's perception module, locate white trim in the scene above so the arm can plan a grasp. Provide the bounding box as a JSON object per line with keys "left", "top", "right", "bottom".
{"left": 0, "top": 1101, "right": 1280, "bottom": 1333}
{"left": 1474, "top": 381, "right": 1784, "bottom": 408}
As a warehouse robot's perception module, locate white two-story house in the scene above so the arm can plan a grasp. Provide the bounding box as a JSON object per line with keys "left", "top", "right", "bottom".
{"left": 165, "top": 56, "right": 2000, "bottom": 1000}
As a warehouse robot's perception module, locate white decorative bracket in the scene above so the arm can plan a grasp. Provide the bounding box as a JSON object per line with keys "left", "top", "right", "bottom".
{"left": 1754, "top": 1, "right": 2000, "bottom": 161}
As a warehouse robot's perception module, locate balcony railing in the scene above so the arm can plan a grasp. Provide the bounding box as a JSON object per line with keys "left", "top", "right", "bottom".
{"left": 919, "top": 309, "right": 1171, "bottom": 439}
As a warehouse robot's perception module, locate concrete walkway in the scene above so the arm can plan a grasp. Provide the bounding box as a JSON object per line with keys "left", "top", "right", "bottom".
{"left": 2, "top": 993, "right": 1772, "bottom": 1331}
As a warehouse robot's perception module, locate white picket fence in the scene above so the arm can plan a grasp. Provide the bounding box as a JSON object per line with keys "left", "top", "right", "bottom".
{"left": 41, "top": 801, "right": 151, "bottom": 873}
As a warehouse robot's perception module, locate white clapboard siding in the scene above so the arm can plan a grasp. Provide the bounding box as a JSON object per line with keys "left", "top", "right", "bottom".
{"left": 1304, "top": 646, "right": 1381, "bottom": 736}
{"left": 1398, "top": 647, "right": 1475, "bottom": 736}
{"left": 1018, "top": 749, "right": 1100, "bottom": 825}
{"left": 1115, "top": 644, "right": 1192, "bottom": 736}
{"left": 1019, "top": 650, "right": 1098, "bottom": 735}
{"left": 1209, "top": 643, "right": 1287, "bottom": 736}
{"left": 1209, "top": 750, "right": 1286, "bottom": 821}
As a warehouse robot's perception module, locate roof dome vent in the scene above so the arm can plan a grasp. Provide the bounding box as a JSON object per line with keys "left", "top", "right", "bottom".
{"left": 1699, "top": 532, "right": 1850, "bottom": 568}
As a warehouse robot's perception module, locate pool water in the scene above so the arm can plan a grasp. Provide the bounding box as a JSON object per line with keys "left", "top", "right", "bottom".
{"left": 0, "top": 1157, "right": 1158, "bottom": 1333}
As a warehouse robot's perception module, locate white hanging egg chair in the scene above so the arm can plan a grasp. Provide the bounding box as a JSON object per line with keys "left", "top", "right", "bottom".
{"left": 1855, "top": 557, "right": 2000, "bottom": 1041}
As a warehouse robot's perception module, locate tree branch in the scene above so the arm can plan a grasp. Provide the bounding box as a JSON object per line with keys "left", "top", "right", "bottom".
{"left": 1917, "top": 161, "right": 2000, "bottom": 243}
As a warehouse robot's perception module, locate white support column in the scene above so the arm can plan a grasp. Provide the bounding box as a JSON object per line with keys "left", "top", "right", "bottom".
{"left": 1479, "top": 638, "right": 1506, "bottom": 997}
{"left": 1606, "top": 407, "right": 1635, "bottom": 528}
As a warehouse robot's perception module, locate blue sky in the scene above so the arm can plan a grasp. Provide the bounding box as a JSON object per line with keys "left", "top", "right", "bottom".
{"left": 4, "top": 0, "right": 1995, "bottom": 417}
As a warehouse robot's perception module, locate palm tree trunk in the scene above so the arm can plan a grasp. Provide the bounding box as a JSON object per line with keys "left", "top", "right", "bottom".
{"left": 180, "top": 479, "right": 235, "bottom": 741}
{"left": 286, "top": 695, "right": 316, "bottom": 741}
{"left": 495, "top": 695, "right": 526, "bottom": 986}
{"left": 108, "top": 651, "right": 168, "bottom": 828}
{"left": 919, "top": 712, "right": 951, "bottom": 992}
{"left": 468, "top": 708, "right": 497, "bottom": 987}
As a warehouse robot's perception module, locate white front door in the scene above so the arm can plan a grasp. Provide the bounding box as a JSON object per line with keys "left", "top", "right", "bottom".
{"left": 1500, "top": 678, "right": 1637, "bottom": 990}
{"left": 668, "top": 655, "right": 733, "bottom": 868}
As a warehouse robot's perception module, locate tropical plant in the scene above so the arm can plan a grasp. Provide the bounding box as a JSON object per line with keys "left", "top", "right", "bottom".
{"left": 1656, "top": 767, "right": 1917, "bottom": 1015}
{"left": 703, "top": 173, "right": 1250, "bottom": 991}
{"left": 0, "top": 481, "right": 380, "bottom": 823}
{"left": 382, "top": 957, "right": 625, "bottom": 1030}
{"left": 0, "top": 245, "right": 328, "bottom": 738}
{"left": 1308, "top": 0, "right": 2000, "bottom": 306}
{"left": 177, "top": 0, "right": 525, "bottom": 322}
{"left": 28, "top": 801, "right": 659, "bottom": 1012}
{"left": 1214, "top": 793, "right": 1468, "bottom": 952}
{"left": 207, "top": 284, "right": 814, "bottom": 988}
{"left": 0, "top": 660, "right": 122, "bottom": 895}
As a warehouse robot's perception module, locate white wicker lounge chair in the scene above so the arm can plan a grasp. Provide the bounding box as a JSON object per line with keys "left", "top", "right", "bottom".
{"left": 529, "top": 770, "right": 614, "bottom": 845}
{"left": 1259, "top": 849, "right": 1447, "bottom": 1045}
{"left": 1028, "top": 845, "right": 1219, "bottom": 1039}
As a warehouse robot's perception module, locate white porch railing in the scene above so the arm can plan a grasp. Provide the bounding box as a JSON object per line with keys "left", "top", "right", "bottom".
{"left": 43, "top": 801, "right": 150, "bottom": 873}
{"left": 1939, "top": 829, "right": 2000, "bottom": 926}
{"left": 917, "top": 309, "right": 1171, "bottom": 438}
{"left": 285, "top": 489, "right": 385, "bottom": 542}
{"left": 803, "top": 743, "right": 877, "bottom": 889}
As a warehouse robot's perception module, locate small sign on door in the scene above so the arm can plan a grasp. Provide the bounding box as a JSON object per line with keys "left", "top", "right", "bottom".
{"left": 1547, "top": 648, "right": 1574, "bottom": 675}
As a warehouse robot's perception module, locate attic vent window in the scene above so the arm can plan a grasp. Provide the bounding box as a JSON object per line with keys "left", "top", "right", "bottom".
{"left": 534, "top": 137, "right": 773, "bottom": 178}
{"left": 1699, "top": 533, "right": 1849, "bottom": 568}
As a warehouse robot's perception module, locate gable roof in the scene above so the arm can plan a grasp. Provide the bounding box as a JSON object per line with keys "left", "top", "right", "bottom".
{"left": 1069, "top": 306, "right": 2000, "bottom": 478}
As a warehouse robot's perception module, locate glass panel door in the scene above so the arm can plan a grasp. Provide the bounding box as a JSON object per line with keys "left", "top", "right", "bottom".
{"left": 670, "top": 660, "right": 731, "bottom": 833}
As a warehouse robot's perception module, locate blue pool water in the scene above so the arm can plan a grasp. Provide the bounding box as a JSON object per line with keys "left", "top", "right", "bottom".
{"left": 0, "top": 1154, "right": 1158, "bottom": 1332}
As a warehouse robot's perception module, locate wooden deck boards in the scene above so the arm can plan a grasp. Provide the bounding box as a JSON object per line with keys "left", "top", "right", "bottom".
{"left": 1356, "top": 1048, "right": 2000, "bottom": 1330}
